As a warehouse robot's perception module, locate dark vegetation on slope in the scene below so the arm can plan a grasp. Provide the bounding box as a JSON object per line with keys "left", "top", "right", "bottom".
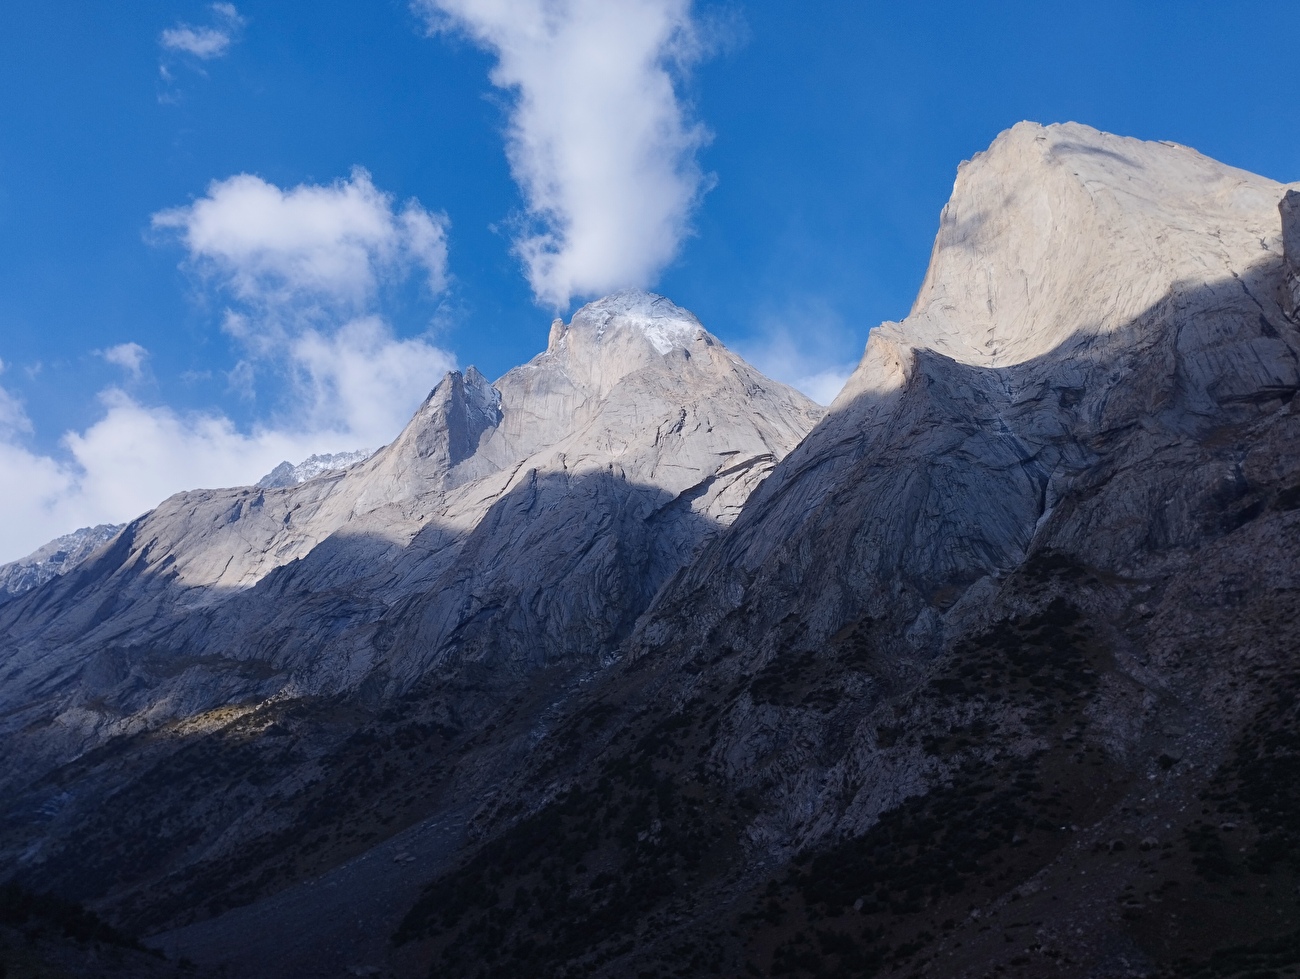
{"left": 4, "top": 675, "right": 525, "bottom": 934}
{"left": 0, "top": 882, "right": 204, "bottom": 979}
{"left": 389, "top": 538, "right": 1300, "bottom": 979}
{"left": 0, "top": 883, "right": 144, "bottom": 950}
{"left": 391, "top": 589, "right": 1110, "bottom": 976}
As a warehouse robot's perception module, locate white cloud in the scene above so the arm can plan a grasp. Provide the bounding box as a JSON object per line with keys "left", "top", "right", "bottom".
{"left": 736, "top": 303, "right": 862, "bottom": 407}
{"left": 99, "top": 342, "right": 149, "bottom": 380}
{"left": 61, "top": 391, "right": 304, "bottom": 527}
{"left": 0, "top": 441, "right": 77, "bottom": 556}
{"left": 416, "top": 0, "right": 713, "bottom": 308}
{"left": 152, "top": 168, "right": 449, "bottom": 311}
{"left": 0, "top": 362, "right": 32, "bottom": 436}
{"left": 160, "top": 3, "right": 245, "bottom": 60}
{"left": 0, "top": 170, "right": 458, "bottom": 564}
{"left": 0, "top": 324, "right": 454, "bottom": 563}
{"left": 160, "top": 25, "right": 234, "bottom": 59}
{"left": 290, "top": 317, "right": 456, "bottom": 440}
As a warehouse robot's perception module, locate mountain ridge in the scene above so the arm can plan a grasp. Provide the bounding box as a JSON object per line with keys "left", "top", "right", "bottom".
{"left": 0, "top": 293, "right": 822, "bottom": 923}
{"left": 257, "top": 450, "right": 374, "bottom": 489}
{"left": 2, "top": 122, "right": 1299, "bottom": 979}
{"left": 0, "top": 523, "right": 125, "bottom": 603}
{"left": 376, "top": 122, "right": 1300, "bottom": 978}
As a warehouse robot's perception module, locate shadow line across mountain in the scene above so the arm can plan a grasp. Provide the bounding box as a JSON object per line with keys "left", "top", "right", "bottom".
{"left": 376, "top": 252, "right": 1300, "bottom": 977}
{"left": 3, "top": 121, "right": 1300, "bottom": 978}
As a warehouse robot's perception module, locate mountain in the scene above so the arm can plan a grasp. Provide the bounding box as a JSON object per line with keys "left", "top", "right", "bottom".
{"left": 0, "top": 291, "right": 821, "bottom": 952}
{"left": 0, "top": 293, "right": 819, "bottom": 723}
{"left": 3, "top": 122, "right": 1299, "bottom": 979}
{"left": 0, "top": 523, "right": 124, "bottom": 602}
{"left": 256, "top": 450, "right": 373, "bottom": 489}
{"left": 380, "top": 123, "right": 1300, "bottom": 978}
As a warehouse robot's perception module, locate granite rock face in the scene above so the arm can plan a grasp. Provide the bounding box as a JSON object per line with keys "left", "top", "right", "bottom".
{"left": 4, "top": 123, "right": 1300, "bottom": 979}
{"left": 376, "top": 124, "right": 1300, "bottom": 978}
{"left": 0, "top": 292, "right": 821, "bottom": 781}
{"left": 639, "top": 122, "right": 1300, "bottom": 657}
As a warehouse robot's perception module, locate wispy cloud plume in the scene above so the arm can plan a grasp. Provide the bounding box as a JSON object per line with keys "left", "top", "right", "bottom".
{"left": 160, "top": 3, "right": 245, "bottom": 60}
{"left": 736, "top": 301, "right": 862, "bottom": 406}
{"left": 99, "top": 342, "right": 149, "bottom": 380}
{"left": 415, "top": 0, "right": 714, "bottom": 309}
{"left": 154, "top": 168, "right": 458, "bottom": 437}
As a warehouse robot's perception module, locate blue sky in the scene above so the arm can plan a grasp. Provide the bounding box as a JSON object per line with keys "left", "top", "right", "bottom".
{"left": 0, "top": 0, "right": 1297, "bottom": 560}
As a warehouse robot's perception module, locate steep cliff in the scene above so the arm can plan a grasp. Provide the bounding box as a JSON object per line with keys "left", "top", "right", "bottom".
{"left": 5, "top": 122, "right": 1299, "bottom": 979}
{"left": 384, "top": 123, "right": 1300, "bottom": 979}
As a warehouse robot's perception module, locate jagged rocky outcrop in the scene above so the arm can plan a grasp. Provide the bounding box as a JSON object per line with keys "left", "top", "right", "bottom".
{"left": 0, "top": 524, "right": 124, "bottom": 602}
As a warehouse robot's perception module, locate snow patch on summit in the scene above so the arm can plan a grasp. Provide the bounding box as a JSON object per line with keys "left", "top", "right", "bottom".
{"left": 572, "top": 290, "right": 702, "bottom": 355}
{"left": 257, "top": 450, "right": 372, "bottom": 489}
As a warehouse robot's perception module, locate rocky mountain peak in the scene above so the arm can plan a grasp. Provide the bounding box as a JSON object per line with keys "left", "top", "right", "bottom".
{"left": 896, "top": 120, "right": 1297, "bottom": 374}
{"left": 531, "top": 290, "right": 720, "bottom": 410}
{"left": 0, "top": 523, "right": 124, "bottom": 602}
{"left": 679, "top": 120, "right": 1300, "bottom": 670}
{"left": 352, "top": 365, "right": 504, "bottom": 508}
{"left": 570, "top": 290, "right": 703, "bottom": 353}
{"left": 0, "top": 288, "right": 820, "bottom": 711}
{"left": 547, "top": 289, "right": 705, "bottom": 357}
{"left": 256, "top": 449, "right": 373, "bottom": 489}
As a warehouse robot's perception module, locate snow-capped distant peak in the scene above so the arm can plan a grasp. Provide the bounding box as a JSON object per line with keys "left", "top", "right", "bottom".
{"left": 0, "top": 523, "right": 124, "bottom": 601}
{"left": 257, "top": 449, "right": 372, "bottom": 489}
{"left": 570, "top": 290, "right": 703, "bottom": 354}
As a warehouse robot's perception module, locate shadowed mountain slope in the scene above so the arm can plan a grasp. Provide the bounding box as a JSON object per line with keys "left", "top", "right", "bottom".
{"left": 381, "top": 122, "right": 1300, "bottom": 979}
{"left": 4, "top": 122, "right": 1300, "bottom": 979}
{"left": 0, "top": 295, "right": 820, "bottom": 953}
